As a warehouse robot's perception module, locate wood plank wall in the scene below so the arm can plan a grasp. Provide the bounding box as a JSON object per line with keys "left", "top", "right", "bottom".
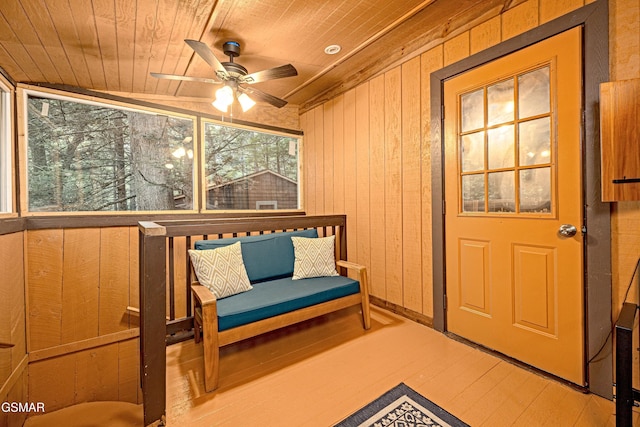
{"left": 610, "top": 0, "right": 640, "bottom": 321}
{"left": 25, "top": 226, "right": 143, "bottom": 412}
{"left": 0, "top": 232, "right": 28, "bottom": 427}
{"left": 2, "top": 0, "right": 639, "bottom": 418}
{"left": 300, "top": 0, "right": 609, "bottom": 321}
{"left": 23, "top": 226, "right": 197, "bottom": 414}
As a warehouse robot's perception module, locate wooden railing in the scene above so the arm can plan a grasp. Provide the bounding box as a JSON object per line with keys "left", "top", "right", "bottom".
{"left": 138, "top": 215, "right": 348, "bottom": 426}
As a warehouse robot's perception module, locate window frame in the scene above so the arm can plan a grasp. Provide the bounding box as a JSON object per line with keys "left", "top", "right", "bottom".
{"left": 200, "top": 117, "right": 304, "bottom": 214}
{"left": 18, "top": 85, "right": 200, "bottom": 216}
{"left": 0, "top": 75, "right": 15, "bottom": 217}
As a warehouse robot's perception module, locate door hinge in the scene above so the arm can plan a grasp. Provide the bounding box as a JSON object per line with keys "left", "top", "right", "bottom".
{"left": 443, "top": 200, "right": 446, "bottom": 215}
{"left": 582, "top": 225, "right": 587, "bottom": 234}
{"left": 441, "top": 104, "right": 445, "bottom": 120}
{"left": 444, "top": 294, "right": 448, "bottom": 310}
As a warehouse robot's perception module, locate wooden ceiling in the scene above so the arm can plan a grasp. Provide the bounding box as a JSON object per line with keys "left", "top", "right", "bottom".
{"left": 0, "top": 0, "right": 519, "bottom": 112}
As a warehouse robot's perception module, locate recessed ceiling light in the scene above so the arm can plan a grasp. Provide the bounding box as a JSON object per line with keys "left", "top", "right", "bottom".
{"left": 324, "top": 44, "right": 341, "bottom": 55}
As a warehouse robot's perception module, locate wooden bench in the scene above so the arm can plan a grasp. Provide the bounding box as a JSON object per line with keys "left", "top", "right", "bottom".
{"left": 138, "top": 215, "right": 370, "bottom": 424}
{"left": 190, "top": 226, "right": 371, "bottom": 392}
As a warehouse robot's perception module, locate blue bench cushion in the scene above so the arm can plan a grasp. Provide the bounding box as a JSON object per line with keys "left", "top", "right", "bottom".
{"left": 216, "top": 275, "right": 360, "bottom": 331}
{"left": 194, "top": 229, "right": 318, "bottom": 283}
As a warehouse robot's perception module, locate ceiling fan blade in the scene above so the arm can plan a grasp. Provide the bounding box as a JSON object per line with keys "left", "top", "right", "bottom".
{"left": 240, "top": 86, "right": 288, "bottom": 108}
{"left": 184, "top": 39, "right": 228, "bottom": 79}
{"left": 241, "top": 64, "right": 298, "bottom": 84}
{"left": 150, "top": 72, "right": 221, "bottom": 85}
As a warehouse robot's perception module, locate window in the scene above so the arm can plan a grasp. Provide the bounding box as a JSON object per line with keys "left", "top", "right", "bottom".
{"left": 0, "top": 79, "right": 12, "bottom": 213}
{"left": 459, "top": 65, "right": 553, "bottom": 215}
{"left": 203, "top": 120, "right": 300, "bottom": 211}
{"left": 25, "top": 91, "right": 196, "bottom": 212}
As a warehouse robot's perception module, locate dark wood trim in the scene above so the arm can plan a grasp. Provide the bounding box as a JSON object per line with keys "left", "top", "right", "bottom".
{"left": 430, "top": 0, "right": 611, "bottom": 398}
{"left": 21, "top": 211, "right": 304, "bottom": 230}
{"left": 0, "top": 217, "right": 25, "bottom": 235}
{"left": 21, "top": 82, "right": 304, "bottom": 136}
{"left": 0, "top": 65, "right": 16, "bottom": 87}
{"left": 147, "top": 214, "right": 345, "bottom": 237}
{"left": 430, "top": 71, "right": 445, "bottom": 333}
{"left": 581, "top": 0, "right": 612, "bottom": 400}
{"left": 139, "top": 230, "right": 167, "bottom": 427}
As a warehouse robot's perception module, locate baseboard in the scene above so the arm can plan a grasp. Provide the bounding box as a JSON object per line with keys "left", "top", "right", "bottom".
{"left": 369, "top": 296, "right": 433, "bottom": 328}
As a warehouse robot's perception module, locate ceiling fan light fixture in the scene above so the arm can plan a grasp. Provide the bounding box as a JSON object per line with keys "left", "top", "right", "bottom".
{"left": 238, "top": 93, "right": 256, "bottom": 112}
{"left": 212, "top": 98, "right": 229, "bottom": 112}
{"left": 215, "top": 85, "right": 234, "bottom": 105}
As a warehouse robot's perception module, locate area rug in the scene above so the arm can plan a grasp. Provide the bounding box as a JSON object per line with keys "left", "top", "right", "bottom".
{"left": 334, "top": 383, "right": 469, "bottom": 427}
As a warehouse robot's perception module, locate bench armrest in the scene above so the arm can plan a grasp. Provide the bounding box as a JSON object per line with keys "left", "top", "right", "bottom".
{"left": 336, "top": 260, "right": 371, "bottom": 329}
{"left": 336, "top": 260, "right": 369, "bottom": 294}
{"left": 191, "top": 282, "right": 217, "bottom": 306}
{"left": 336, "top": 260, "right": 365, "bottom": 273}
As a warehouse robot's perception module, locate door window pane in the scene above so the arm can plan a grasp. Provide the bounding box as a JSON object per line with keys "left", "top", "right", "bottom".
{"left": 461, "top": 89, "right": 484, "bottom": 132}
{"left": 487, "top": 79, "right": 514, "bottom": 126}
{"left": 461, "top": 131, "right": 484, "bottom": 172}
{"left": 520, "top": 167, "right": 551, "bottom": 213}
{"left": 457, "top": 62, "right": 554, "bottom": 216}
{"left": 518, "top": 67, "right": 550, "bottom": 119}
{"left": 488, "top": 125, "right": 514, "bottom": 170}
{"left": 519, "top": 117, "right": 551, "bottom": 166}
{"left": 488, "top": 171, "right": 515, "bottom": 212}
{"left": 462, "top": 174, "right": 485, "bottom": 212}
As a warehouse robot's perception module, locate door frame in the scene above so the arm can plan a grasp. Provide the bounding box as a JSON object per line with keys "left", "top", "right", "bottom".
{"left": 430, "top": 0, "right": 611, "bottom": 398}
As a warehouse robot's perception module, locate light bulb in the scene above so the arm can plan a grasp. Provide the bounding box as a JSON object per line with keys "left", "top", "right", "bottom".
{"left": 238, "top": 93, "right": 256, "bottom": 112}
{"left": 215, "top": 86, "right": 234, "bottom": 105}
{"left": 212, "top": 98, "right": 228, "bottom": 113}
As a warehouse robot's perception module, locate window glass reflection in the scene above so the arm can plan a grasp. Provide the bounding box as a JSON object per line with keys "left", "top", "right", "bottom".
{"left": 487, "top": 79, "right": 514, "bottom": 126}
{"left": 518, "top": 67, "right": 550, "bottom": 119}
{"left": 488, "top": 125, "right": 514, "bottom": 170}
{"left": 462, "top": 174, "right": 485, "bottom": 212}
{"left": 461, "top": 89, "right": 484, "bottom": 132}
{"left": 520, "top": 167, "right": 551, "bottom": 213}
{"left": 488, "top": 171, "right": 515, "bottom": 212}
{"left": 461, "top": 131, "right": 485, "bottom": 172}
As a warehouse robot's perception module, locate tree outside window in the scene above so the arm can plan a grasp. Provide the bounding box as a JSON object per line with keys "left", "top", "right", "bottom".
{"left": 26, "top": 94, "right": 195, "bottom": 212}
{"left": 203, "top": 121, "right": 299, "bottom": 210}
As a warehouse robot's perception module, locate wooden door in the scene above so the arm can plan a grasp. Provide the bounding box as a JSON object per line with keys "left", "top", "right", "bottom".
{"left": 444, "top": 28, "right": 584, "bottom": 385}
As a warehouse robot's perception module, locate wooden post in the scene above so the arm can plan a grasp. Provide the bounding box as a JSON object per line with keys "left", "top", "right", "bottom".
{"left": 139, "top": 222, "right": 167, "bottom": 426}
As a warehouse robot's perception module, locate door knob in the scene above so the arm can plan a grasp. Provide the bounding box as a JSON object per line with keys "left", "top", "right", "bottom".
{"left": 558, "top": 224, "right": 577, "bottom": 237}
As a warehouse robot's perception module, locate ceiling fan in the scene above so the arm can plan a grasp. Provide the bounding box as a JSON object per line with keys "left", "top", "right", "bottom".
{"left": 151, "top": 39, "right": 298, "bottom": 112}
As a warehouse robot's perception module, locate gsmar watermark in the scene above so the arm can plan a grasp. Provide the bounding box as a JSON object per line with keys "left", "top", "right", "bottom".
{"left": 1, "top": 401, "right": 45, "bottom": 413}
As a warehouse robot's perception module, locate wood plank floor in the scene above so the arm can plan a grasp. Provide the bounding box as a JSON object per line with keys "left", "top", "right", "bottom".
{"left": 166, "top": 305, "right": 635, "bottom": 426}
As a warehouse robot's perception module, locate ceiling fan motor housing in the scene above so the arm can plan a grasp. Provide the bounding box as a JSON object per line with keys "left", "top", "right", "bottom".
{"left": 223, "top": 41, "right": 241, "bottom": 58}
{"left": 220, "top": 41, "right": 247, "bottom": 78}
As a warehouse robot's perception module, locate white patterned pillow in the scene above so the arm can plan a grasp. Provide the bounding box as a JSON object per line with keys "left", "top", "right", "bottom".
{"left": 291, "top": 236, "right": 339, "bottom": 280}
{"left": 188, "top": 242, "right": 252, "bottom": 299}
